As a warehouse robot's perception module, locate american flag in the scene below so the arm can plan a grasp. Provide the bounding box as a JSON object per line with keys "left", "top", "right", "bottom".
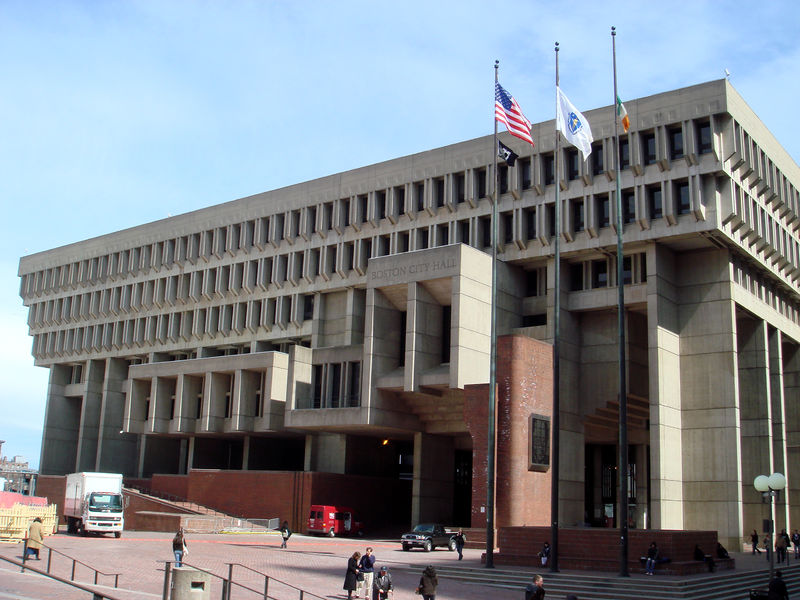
{"left": 495, "top": 82, "right": 534, "bottom": 146}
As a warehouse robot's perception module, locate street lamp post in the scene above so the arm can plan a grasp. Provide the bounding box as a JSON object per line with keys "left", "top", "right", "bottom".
{"left": 753, "top": 472, "right": 786, "bottom": 584}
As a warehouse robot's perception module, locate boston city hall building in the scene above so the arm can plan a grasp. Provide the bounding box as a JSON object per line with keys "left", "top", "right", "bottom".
{"left": 19, "top": 80, "right": 800, "bottom": 547}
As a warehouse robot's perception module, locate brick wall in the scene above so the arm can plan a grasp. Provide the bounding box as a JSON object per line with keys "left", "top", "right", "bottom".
{"left": 465, "top": 335, "right": 554, "bottom": 530}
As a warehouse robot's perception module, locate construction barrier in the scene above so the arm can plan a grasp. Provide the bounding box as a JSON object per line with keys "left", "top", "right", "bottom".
{"left": 0, "top": 503, "right": 58, "bottom": 542}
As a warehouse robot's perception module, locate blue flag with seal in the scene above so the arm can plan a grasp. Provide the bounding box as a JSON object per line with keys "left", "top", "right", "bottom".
{"left": 556, "top": 86, "right": 593, "bottom": 161}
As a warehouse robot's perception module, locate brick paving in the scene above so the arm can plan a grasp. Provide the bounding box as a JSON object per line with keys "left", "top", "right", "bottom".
{"left": 0, "top": 529, "right": 795, "bottom": 600}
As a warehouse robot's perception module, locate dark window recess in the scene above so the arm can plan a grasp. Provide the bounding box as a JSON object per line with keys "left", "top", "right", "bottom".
{"left": 481, "top": 217, "right": 492, "bottom": 247}
{"left": 641, "top": 254, "right": 647, "bottom": 280}
{"left": 697, "top": 121, "right": 712, "bottom": 154}
{"left": 543, "top": 153, "right": 555, "bottom": 185}
{"left": 622, "top": 256, "right": 632, "bottom": 285}
{"left": 669, "top": 127, "right": 684, "bottom": 160}
{"left": 622, "top": 190, "right": 636, "bottom": 224}
{"left": 330, "top": 363, "right": 341, "bottom": 407}
{"left": 503, "top": 213, "right": 513, "bottom": 244}
{"left": 363, "top": 240, "right": 372, "bottom": 260}
{"left": 572, "top": 201, "right": 584, "bottom": 232}
{"left": 619, "top": 138, "right": 630, "bottom": 169}
{"left": 522, "top": 314, "right": 547, "bottom": 327}
{"left": 592, "top": 260, "right": 608, "bottom": 288}
{"left": 415, "top": 182, "right": 425, "bottom": 211}
{"left": 347, "top": 362, "right": 360, "bottom": 407}
{"left": 570, "top": 263, "right": 584, "bottom": 291}
{"left": 526, "top": 208, "right": 536, "bottom": 239}
{"left": 398, "top": 311, "right": 407, "bottom": 367}
{"left": 643, "top": 133, "right": 656, "bottom": 165}
{"left": 441, "top": 306, "right": 451, "bottom": 364}
{"left": 529, "top": 414, "right": 551, "bottom": 471}
{"left": 342, "top": 200, "right": 351, "bottom": 227}
{"left": 597, "top": 196, "right": 610, "bottom": 228}
{"left": 459, "top": 221, "right": 470, "bottom": 244}
{"left": 592, "top": 146, "right": 604, "bottom": 175}
{"left": 476, "top": 169, "right": 487, "bottom": 199}
{"left": 521, "top": 159, "right": 532, "bottom": 189}
{"left": 312, "top": 365, "right": 322, "bottom": 408}
{"left": 377, "top": 192, "right": 386, "bottom": 220}
{"left": 455, "top": 174, "right": 466, "bottom": 203}
{"left": 396, "top": 187, "right": 406, "bottom": 212}
{"left": 525, "top": 270, "right": 538, "bottom": 296}
{"left": 548, "top": 205, "right": 556, "bottom": 237}
{"left": 418, "top": 229, "right": 429, "bottom": 249}
{"left": 567, "top": 149, "right": 580, "bottom": 181}
{"left": 435, "top": 178, "right": 445, "bottom": 207}
{"left": 648, "top": 186, "right": 663, "bottom": 219}
{"left": 303, "top": 295, "right": 314, "bottom": 320}
{"left": 499, "top": 165, "right": 509, "bottom": 194}
{"left": 399, "top": 232, "right": 409, "bottom": 253}
{"left": 358, "top": 195, "right": 368, "bottom": 222}
{"left": 676, "top": 181, "right": 691, "bottom": 214}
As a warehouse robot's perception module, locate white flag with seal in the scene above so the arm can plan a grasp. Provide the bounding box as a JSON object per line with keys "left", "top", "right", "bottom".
{"left": 556, "top": 86, "right": 593, "bottom": 161}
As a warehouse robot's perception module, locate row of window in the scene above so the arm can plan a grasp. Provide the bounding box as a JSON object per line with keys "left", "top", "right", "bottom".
{"left": 567, "top": 253, "right": 648, "bottom": 291}
{"left": 31, "top": 294, "right": 315, "bottom": 358}
{"left": 732, "top": 258, "right": 800, "bottom": 326}
{"left": 21, "top": 118, "right": 726, "bottom": 301}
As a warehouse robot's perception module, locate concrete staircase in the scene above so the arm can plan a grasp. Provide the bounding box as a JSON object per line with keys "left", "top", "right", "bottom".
{"left": 393, "top": 561, "right": 800, "bottom": 600}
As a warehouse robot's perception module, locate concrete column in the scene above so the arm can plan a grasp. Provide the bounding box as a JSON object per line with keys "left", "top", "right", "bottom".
{"left": 187, "top": 436, "right": 195, "bottom": 471}
{"left": 411, "top": 432, "right": 454, "bottom": 525}
{"left": 76, "top": 359, "right": 104, "bottom": 472}
{"left": 39, "top": 364, "right": 80, "bottom": 475}
{"left": 782, "top": 342, "right": 800, "bottom": 528}
{"left": 304, "top": 433, "right": 347, "bottom": 473}
{"left": 738, "top": 318, "right": 772, "bottom": 537}
{"left": 178, "top": 438, "right": 188, "bottom": 475}
{"left": 646, "top": 244, "right": 684, "bottom": 530}
{"left": 405, "top": 282, "right": 442, "bottom": 392}
{"left": 242, "top": 435, "right": 250, "bottom": 470}
{"left": 96, "top": 358, "right": 138, "bottom": 475}
{"left": 450, "top": 273, "right": 490, "bottom": 389}
{"left": 768, "top": 328, "right": 790, "bottom": 531}
{"left": 678, "top": 249, "right": 741, "bottom": 549}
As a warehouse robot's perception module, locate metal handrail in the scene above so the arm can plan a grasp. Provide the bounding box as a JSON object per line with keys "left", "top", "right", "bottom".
{"left": 22, "top": 543, "right": 121, "bottom": 588}
{"left": 162, "top": 561, "right": 328, "bottom": 600}
{"left": 0, "top": 553, "right": 124, "bottom": 600}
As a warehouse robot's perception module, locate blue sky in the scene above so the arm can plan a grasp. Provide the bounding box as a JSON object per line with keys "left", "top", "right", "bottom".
{"left": 2, "top": 1, "right": 799, "bottom": 469}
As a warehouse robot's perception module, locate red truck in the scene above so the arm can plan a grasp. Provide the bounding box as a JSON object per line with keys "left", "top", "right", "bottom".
{"left": 307, "top": 505, "right": 363, "bottom": 537}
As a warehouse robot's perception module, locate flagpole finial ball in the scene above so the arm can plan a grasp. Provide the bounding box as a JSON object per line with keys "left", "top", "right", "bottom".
{"left": 495, "top": 60, "right": 499, "bottom": 67}
{"left": 555, "top": 41, "right": 559, "bottom": 51}
{"left": 611, "top": 26, "right": 616, "bottom": 34}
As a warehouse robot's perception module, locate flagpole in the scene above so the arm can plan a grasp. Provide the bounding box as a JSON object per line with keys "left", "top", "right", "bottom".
{"left": 612, "top": 25, "right": 630, "bottom": 578}
{"left": 485, "top": 59, "right": 500, "bottom": 570}
{"left": 550, "top": 40, "right": 561, "bottom": 574}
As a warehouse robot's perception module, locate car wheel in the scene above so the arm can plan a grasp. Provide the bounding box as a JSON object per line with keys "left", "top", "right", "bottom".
{"left": 448, "top": 539, "right": 456, "bottom": 551}
{"left": 423, "top": 539, "right": 432, "bottom": 552}
{"left": 115, "top": 531, "right": 122, "bottom": 539}
{"left": 79, "top": 523, "right": 87, "bottom": 537}
{"left": 402, "top": 543, "right": 410, "bottom": 552}
{"left": 328, "top": 528, "right": 335, "bottom": 537}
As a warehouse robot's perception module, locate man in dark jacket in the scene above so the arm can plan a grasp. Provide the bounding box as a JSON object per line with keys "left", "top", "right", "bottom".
{"left": 768, "top": 570, "right": 789, "bottom": 600}
{"left": 372, "top": 566, "right": 392, "bottom": 600}
{"left": 524, "top": 574, "right": 545, "bottom": 600}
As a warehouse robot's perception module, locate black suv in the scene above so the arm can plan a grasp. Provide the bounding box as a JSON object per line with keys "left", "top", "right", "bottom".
{"left": 400, "top": 523, "right": 456, "bottom": 552}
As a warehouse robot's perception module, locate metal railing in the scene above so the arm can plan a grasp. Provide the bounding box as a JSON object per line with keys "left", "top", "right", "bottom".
{"left": 163, "top": 560, "right": 328, "bottom": 600}
{"left": 0, "top": 553, "right": 124, "bottom": 600}
{"left": 21, "top": 543, "right": 121, "bottom": 588}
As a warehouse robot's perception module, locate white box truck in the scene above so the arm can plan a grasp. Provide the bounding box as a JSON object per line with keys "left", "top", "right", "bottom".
{"left": 65, "top": 472, "right": 125, "bottom": 538}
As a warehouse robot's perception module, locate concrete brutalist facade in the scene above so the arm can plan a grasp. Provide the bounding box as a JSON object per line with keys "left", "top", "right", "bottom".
{"left": 18, "top": 79, "right": 800, "bottom": 547}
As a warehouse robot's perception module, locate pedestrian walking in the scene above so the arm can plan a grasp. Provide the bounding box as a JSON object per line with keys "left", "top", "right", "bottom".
{"left": 524, "top": 574, "right": 545, "bottom": 600}
{"left": 751, "top": 529, "right": 761, "bottom": 554}
{"left": 358, "top": 547, "right": 376, "bottom": 599}
{"left": 453, "top": 529, "right": 466, "bottom": 560}
{"left": 372, "top": 566, "right": 393, "bottom": 600}
{"left": 768, "top": 569, "right": 789, "bottom": 600}
{"left": 792, "top": 529, "right": 800, "bottom": 559}
{"left": 775, "top": 531, "right": 788, "bottom": 564}
{"left": 343, "top": 551, "right": 361, "bottom": 599}
{"left": 280, "top": 520, "right": 292, "bottom": 549}
{"left": 764, "top": 533, "right": 772, "bottom": 561}
{"left": 416, "top": 565, "right": 438, "bottom": 600}
{"left": 25, "top": 518, "right": 44, "bottom": 560}
{"left": 172, "top": 528, "right": 187, "bottom": 567}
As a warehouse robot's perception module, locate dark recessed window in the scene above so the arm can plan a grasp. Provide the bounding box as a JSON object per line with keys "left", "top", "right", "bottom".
{"left": 376, "top": 192, "right": 386, "bottom": 220}
{"left": 572, "top": 200, "right": 584, "bottom": 233}
{"left": 476, "top": 169, "right": 487, "bottom": 199}
{"left": 547, "top": 205, "right": 556, "bottom": 237}
{"left": 619, "top": 137, "right": 630, "bottom": 169}
{"left": 622, "top": 256, "right": 632, "bottom": 285}
{"left": 669, "top": 127, "right": 684, "bottom": 160}
{"left": 499, "top": 165, "right": 509, "bottom": 194}
{"left": 592, "top": 145, "right": 604, "bottom": 176}
{"left": 526, "top": 208, "right": 537, "bottom": 239}
{"left": 543, "top": 153, "right": 555, "bottom": 185}
{"left": 676, "top": 181, "right": 691, "bottom": 214}
{"left": 591, "top": 259, "right": 608, "bottom": 288}
{"left": 522, "top": 314, "right": 547, "bottom": 327}
{"left": 415, "top": 182, "right": 425, "bottom": 212}
{"left": 648, "top": 186, "right": 663, "bottom": 220}
{"left": 481, "top": 216, "right": 491, "bottom": 247}
{"left": 503, "top": 212, "right": 513, "bottom": 244}
{"left": 520, "top": 158, "right": 532, "bottom": 189}
{"left": 623, "top": 190, "right": 636, "bottom": 224}
{"left": 567, "top": 149, "right": 580, "bottom": 181}
{"left": 418, "top": 229, "right": 429, "bottom": 249}
{"left": 526, "top": 270, "right": 538, "bottom": 296}
{"left": 434, "top": 178, "right": 445, "bottom": 207}
{"left": 642, "top": 133, "right": 656, "bottom": 165}
{"left": 455, "top": 174, "right": 466, "bottom": 203}
{"left": 597, "top": 195, "right": 610, "bottom": 228}
{"left": 570, "top": 263, "right": 584, "bottom": 291}
{"left": 529, "top": 414, "right": 551, "bottom": 472}
{"left": 697, "top": 121, "right": 712, "bottom": 154}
